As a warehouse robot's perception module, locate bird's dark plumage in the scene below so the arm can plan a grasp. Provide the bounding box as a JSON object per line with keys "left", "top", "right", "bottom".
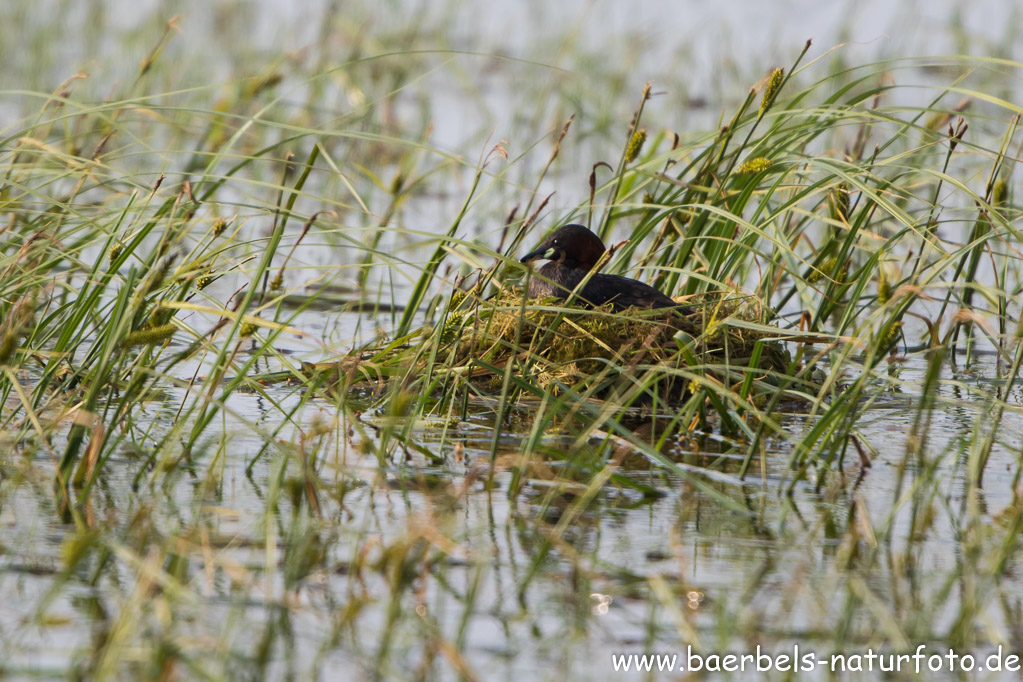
{"left": 519, "top": 224, "right": 681, "bottom": 311}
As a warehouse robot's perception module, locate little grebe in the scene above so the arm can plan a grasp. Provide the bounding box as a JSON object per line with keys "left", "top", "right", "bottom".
{"left": 519, "top": 224, "right": 681, "bottom": 311}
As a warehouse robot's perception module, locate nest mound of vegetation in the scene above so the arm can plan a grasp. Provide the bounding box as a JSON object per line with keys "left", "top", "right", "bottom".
{"left": 301, "top": 289, "right": 793, "bottom": 405}
{"left": 434, "top": 288, "right": 791, "bottom": 400}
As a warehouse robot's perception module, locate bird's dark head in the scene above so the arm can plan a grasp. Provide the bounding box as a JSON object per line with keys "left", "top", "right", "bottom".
{"left": 519, "top": 224, "right": 606, "bottom": 270}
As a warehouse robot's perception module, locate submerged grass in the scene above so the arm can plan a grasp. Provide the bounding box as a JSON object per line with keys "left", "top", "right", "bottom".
{"left": 2, "top": 8, "right": 1023, "bottom": 678}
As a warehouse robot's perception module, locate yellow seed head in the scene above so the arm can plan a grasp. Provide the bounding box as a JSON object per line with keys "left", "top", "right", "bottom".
{"left": 810, "top": 257, "right": 837, "bottom": 284}
{"left": 735, "top": 157, "right": 772, "bottom": 176}
{"left": 625, "top": 128, "right": 647, "bottom": 164}
{"left": 109, "top": 242, "right": 124, "bottom": 263}
{"left": 213, "top": 218, "right": 229, "bottom": 237}
{"left": 120, "top": 323, "right": 176, "bottom": 348}
{"left": 240, "top": 321, "right": 258, "bottom": 337}
{"left": 878, "top": 320, "right": 903, "bottom": 350}
{"left": 759, "top": 67, "right": 785, "bottom": 117}
{"left": 835, "top": 261, "right": 850, "bottom": 285}
{"left": 270, "top": 273, "right": 284, "bottom": 292}
{"left": 196, "top": 274, "right": 214, "bottom": 290}
{"left": 878, "top": 269, "right": 892, "bottom": 304}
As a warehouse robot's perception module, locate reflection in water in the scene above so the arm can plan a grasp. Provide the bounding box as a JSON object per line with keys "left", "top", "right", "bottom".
{"left": 1, "top": 349, "right": 1021, "bottom": 677}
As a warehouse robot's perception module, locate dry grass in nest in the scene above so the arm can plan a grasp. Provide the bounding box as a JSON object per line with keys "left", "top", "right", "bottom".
{"left": 301, "top": 289, "right": 792, "bottom": 405}
{"left": 438, "top": 289, "right": 790, "bottom": 398}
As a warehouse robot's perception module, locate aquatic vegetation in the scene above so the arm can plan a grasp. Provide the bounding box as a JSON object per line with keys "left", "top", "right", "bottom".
{"left": 310, "top": 288, "right": 799, "bottom": 411}
{"left": 1, "top": 3, "right": 1023, "bottom": 679}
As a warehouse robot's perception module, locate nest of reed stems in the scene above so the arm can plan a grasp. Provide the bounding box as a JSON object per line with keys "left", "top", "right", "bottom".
{"left": 308, "top": 288, "right": 793, "bottom": 407}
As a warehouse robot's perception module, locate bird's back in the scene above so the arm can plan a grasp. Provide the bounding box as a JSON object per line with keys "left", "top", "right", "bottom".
{"left": 583, "top": 273, "right": 677, "bottom": 310}
{"left": 529, "top": 263, "right": 678, "bottom": 312}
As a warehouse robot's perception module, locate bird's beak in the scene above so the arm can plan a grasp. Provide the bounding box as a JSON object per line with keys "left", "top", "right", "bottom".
{"left": 520, "top": 247, "right": 557, "bottom": 264}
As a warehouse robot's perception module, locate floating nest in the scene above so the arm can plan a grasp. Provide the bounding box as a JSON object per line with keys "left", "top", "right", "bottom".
{"left": 304, "top": 288, "right": 794, "bottom": 406}
{"left": 447, "top": 289, "right": 790, "bottom": 399}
